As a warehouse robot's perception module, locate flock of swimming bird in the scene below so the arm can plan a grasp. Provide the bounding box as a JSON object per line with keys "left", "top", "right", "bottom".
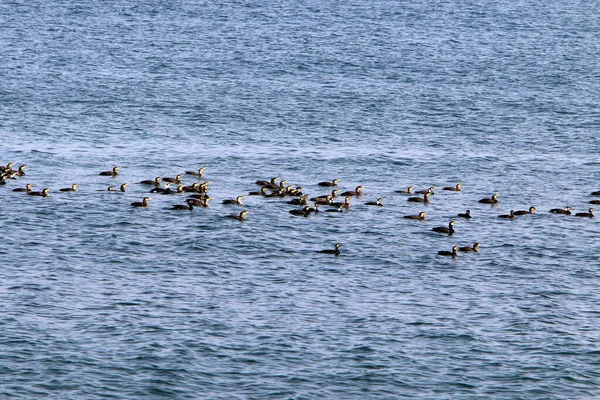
{"left": 2, "top": 162, "right": 598, "bottom": 258}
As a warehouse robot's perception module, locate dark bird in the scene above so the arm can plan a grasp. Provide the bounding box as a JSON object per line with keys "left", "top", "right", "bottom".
{"left": 432, "top": 221, "right": 455, "bottom": 235}
{"left": 223, "top": 196, "right": 245, "bottom": 205}
{"left": 226, "top": 210, "right": 249, "bottom": 221}
{"left": 160, "top": 185, "right": 184, "bottom": 195}
{"left": 319, "top": 243, "right": 342, "bottom": 255}
{"left": 395, "top": 186, "right": 415, "bottom": 194}
{"left": 108, "top": 183, "right": 128, "bottom": 192}
{"left": 404, "top": 211, "right": 426, "bottom": 220}
{"left": 163, "top": 174, "right": 183, "bottom": 184}
{"left": 12, "top": 183, "right": 33, "bottom": 193}
{"left": 407, "top": 192, "right": 431, "bottom": 203}
{"left": 186, "top": 167, "right": 206, "bottom": 177}
{"left": 498, "top": 210, "right": 516, "bottom": 219}
{"left": 289, "top": 206, "right": 312, "bottom": 217}
{"left": 575, "top": 208, "right": 594, "bottom": 217}
{"left": 318, "top": 179, "right": 339, "bottom": 187}
{"left": 415, "top": 186, "right": 435, "bottom": 195}
{"left": 150, "top": 183, "right": 172, "bottom": 193}
{"left": 443, "top": 183, "right": 462, "bottom": 191}
{"left": 188, "top": 197, "right": 212, "bottom": 208}
{"left": 550, "top": 206, "right": 572, "bottom": 215}
{"left": 340, "top": 186, "right": 364, "bottom": 197}
{"left": 590, "top": 200, "right": 600, "bottom": 205}
{"left": 288, "top": 194, "right": 309, "bottom": 205}
{"left": 131, "top": 197, "right": 150, "bottom": 207}
{"left": 255, "top": 177, "right": 279, "bottom": 188}
{"left": 27, "top": 188, "right": 50, "bottom": 197}
{"left": 99, "top": 166, "right": 120, "bottom": 176}
{"left": 459, "top": 243, "right": 480, "bottom": 252}
{"left": 514, "top": 206, "right": 537, "bottom": 215}
{"left": 330, "top": 196, "right": 352, "bottom": 209}
{"left": 59, "top": 184, "right": 79, "bottom": 192}
{"left": 171, "top": 199, "right": 194, "bottom": 210}
{"left": 196, "top": 182, "right": 211, "bottom": 194}
{"left": 438, "top": 246, "right": 458, "bottom": 257}
{"left": 249, "top": 187, "right": 269, "bottom": 196}
{"left": 457, "top": 210, "right": 472, "bottom": 219}
{"left": 313, "top": 195, "right": 334, "bottom": 205}
{"left": 590, "top": 190, "right": 600, "bottom": 196}
{"left": 311, "top": 190, "right": 340, "bottom": 202}
{"left": 0, "top": 162, "right": 15, "bottom": 172}
{"left": 15, "top": 165, "right": 27, "bottom": 176}
{"left": 326, "top": 205, "right": 345, "bottom": 213}
{"left": 140, "top": 177, "right": 162, "bottom": 185}
{"left": 479, "top": 193, "right": 499, "bottom": 204}
{"left": 181, "top": 182, "right": 202, "bottom": 192}
{"left": 365, "top": 198, "right": 384, "bottom": 206}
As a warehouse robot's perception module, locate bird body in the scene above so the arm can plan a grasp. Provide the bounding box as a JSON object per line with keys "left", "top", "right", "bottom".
{"left": 404, "top": 211, "right": 426, "bottom": 220}
{"left": 438, "top": 246, "right": 458, "bottom": 257}
{"left": 479, "top": 193, "right": 499, "bottom": 204}
{"left": 319, "top": 243, "right": 342, "bottom": 255}
{"left": 432, "top": 221, "right": 456, "bottom": 235}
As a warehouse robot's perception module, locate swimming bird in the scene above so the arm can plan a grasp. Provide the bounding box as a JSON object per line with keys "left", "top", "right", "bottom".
{"left": 150, "top": 183, "right": 172, "bottom": 193}
{"left": 575, "top": 208, "right": 594, "bottom": 217}
{"left": 12, "top": 183, "right": 33, "bottom": 193}
{"left": 325, "top": 205, "right": 345, "bottom": 213}
{"left": 223, "top": 196, "right": 245, "bottom": 205}
{"left": 163, "top": 174, "right": 183, "bottom": 184}
{"left": 160, "top": 185, "right": 184, "bottom": 195}
{"left": 330, "top": 196, "right": 352, "bottom": 209}
{"left": 288, "top": 194, "right": 309, "bottom": 205}
{"left": 289, "top": 206, "right": 312, "bottom": 217}
{"left": 404, "top": 211, "right": 427, "bottom": 220}
{"left": 498, "top": 210, "right": 516, "bottom": 219}
{"left": 249, "top": 187, "right": 269, "bottom": 196}
{"left": 131, "top": 197, "right": 150, "bottom": 207}
{"left": 27, "top": 188, "right": 50, "bottom": 197}
{"left": 395, "top": 186, "right": 415, "bottom": 194}
{"left": 311, "top": 190, "right": 339, "bottom": 202}
{"left": 514, "top": 206, "right": 537, "bottom": 215}
{"left": 438, "top": 246, "right": 458, "bottom": 257}
{"left": 99, "top": 166, "right": 120, "bottom": 176}
{"left": 171, "top": 199, "right": 194, "bottom": 210}
{"left": 186, "top": 167, "right": 206, "bottom": 177}
{"left": 549, "top": 206, "right": 572, "bottom": 215}
{"left": 15, "top": 165, "right": 27, "bottom": 176}
{"left": 140, "top": 177, "right": 162, "bottom": 185}
{"left": 188, "top": 197, "right": 212, "bottom": 207}
{"left": 590, "top": 190, "right": 600, "bottom": 196}
{"left": 442, "top": 183, "right": 462, "bottom": 191}
{"left": 181, "top": 182, "right": 202, "bottom": 192}
{"left": 365, "top": 198, "right": 384, "bottom": 206}
{"left": 318, "top": 178, "right": 339, "bottom": 187}
{"left": 319, "top": 243, "right": 342, "bottom": 255}
{"left": 226, "top": 210, "right": 249, "bottom": 221}
{"left": 313, "top": 195, "right": 334, "bottom": 205}
{"left": 407, "top": 192, "right": 431, "bottom": 204}
{"left": 340, "top": 186, "right": 364, "bottom": 197}
{"left": 479, "top": 193, "right": 499, "bottom": 204}
{"left": 415, "top": 186, "right": 435, "bottom": 195}
{"left": 590, "top": 200, "right": 600, "bottom": 205}
{"left": 255, "top": 177, "right": 279, "bottom": 188}
{"left": 458, "top": 243, "right": 480, "bottom": 252}
{"left": 0, "top": 162, "right": 15, "bottom": 172}
{"left": 196, "top": 182, "right": 211, "bottom": 194}
{"left": 59, "top": 184, "right": 79, "bottom": 192}
{"left": 432, "top": 221, "right": 455, "bottom": 235}
{"left": 457, "top": 210, "right": 472, "bottom": 219}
